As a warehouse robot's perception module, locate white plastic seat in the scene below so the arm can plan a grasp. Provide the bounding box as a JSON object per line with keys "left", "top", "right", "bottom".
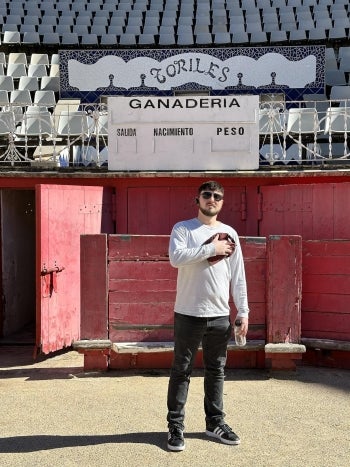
{"left": 287, "top": 108, "right": 321, "bottom": 134}
{"left": 18, "top": 76, "right": 39, "bottom": 92}
{"left": 73, "top": 24, "right": 90, "bottom": 36}
{"left": 259, "top": 108, "right": 285, "bottom": 134}
{"left": 2, "top": 24, "right": 19, "bottom": 33}
{"left": 109, "top": 16, "right": 126, "bottom": 27}
{"left": 22, "top": 32, "right": 41, "bottom": 44}
{"left": 90, "top": 112, "right": 108, "bottom": 137}
{"left": 42, "top": 33, "right": 61, "bottom": 45}
{"left": 324, "top": 107, "right": 350, "bottom": 134}
{"left": 338, "top": 46, "right": 350, "bottom": 60}
{"left": 119, "top": 34, "right": 138, "bottom": 45}
{"left": 231, "top": 31, "right": 249, "bottom": 44}
{"left": 124, "top": 25, "right": 141, "bottom": 35}
{"left": 159, "top": 25, "right": 175, "bottom": 35}
{"left": 328, "top": 27, "right": 347, "bottom": 40}
{"left": 56, "top": 111, "right": 89, "bottom": 137}
{"left": 23, "top": 15, "right": 40, "bottom": 26}
{"left": 38, "top": 24, "right": 56, "bottom": 35}
{"left": 0, "top": 76, "right": 15, "bottom": 92}
{"left": 5, "top": 14, "right": 22, "bottom": 24}
{"left": 55, "top": 24, "right": 73, "bottom": 35}
{"left": 10, "top": 90, "right": 33, "bottom": 107}
{"left": 288, "top": 30, "right": 308, "bottom": 41}
{"left": 0, "top": 111, "right": 16, "bottom": 136}
{"left": 100, "top": 34, "right": 118, "bottom": 45}
{"left": 49, "top": 64, "right": 60, "bottom": 78}
{"left": 58, "top": 16, "right": 75, "bottom": 26}
{"left": 6, "top": 63, "right": 27, "bottom": 79}
{"left": 60, "top": 33, "right": 79, "bottom": 45}
{"left": 195, "top": 33, "right": 213, "bottom": 45}
{"left": 75, "top": 17, "right": 92, "bottom": 28}
{"left": 325, "top": 70, "right": 347, "bottom": 86}
{"left": 308, "top": 28, "right": 328, "bottom": 42}
{"left": 40, "top": 76, "right": 60, "bottom": 92}
{"left": 143, "top": 25, "right": 159, "bottom": 35}
{"left": 34, "top": 90, "right": 56, "bottom": 108}
{"left": 270, "top": 31, "right": 288, "bottom": 43}
{"left": 90, "top": 25, "right": 107, "bottom": 35}
{"left": 214, "top": 32, "right": 232, "bottom": 44}
{"left": 30, "top": 54, "right": 50, "bottom": 66}
{"left": 20, "top": 24, "right": 37, "bottom": 34}
{"left": 194, "top": 25, "right": 211, "bottom": 35}
{"left": 139, "top": 34, "right": 156, "bottom": 45}
{"left": 212, "top": 24, "right": 229, "bottom": 34}
{"left": 0, "top": 90, "right": 9, "bottom": 107}
{"left": 8, "top": 53, "right": 28, "bottom": 65}
{"left": 16, "top": 107, "right": 53, "bottom": 138}
{"left": 250, "top": 31, "right": 268, "bottom": 44}
{"left": 28, "top": 64, "right": 48, "bottom": 78}
{"left": 330, "top": 86, "right": 350, "bottom": 101}
{"left": 108, "top": 25, "right": 124, "bottom": 35}
{"left": 177, "top": 33, "right": 195, "bottom": 46}
{"left": 50, "top": 54, "right": 60, "bottom": 66}
{"left": 3, "top": 31, "right": 21, "bottom": 44}
{"left": 81, "top": 34, "right": 99, "bottom": 45}
{"left": 0, "top": 53, "right": 6, "bottom": 67}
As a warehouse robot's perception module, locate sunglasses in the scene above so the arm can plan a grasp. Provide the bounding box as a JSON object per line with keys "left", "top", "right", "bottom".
{"left": 200, "top": 191, "right": 224, "bottom": 201}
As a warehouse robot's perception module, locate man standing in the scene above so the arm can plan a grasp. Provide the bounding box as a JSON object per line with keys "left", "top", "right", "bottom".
{"left": 167, "top": 180, "right": 249, "bottom": 451}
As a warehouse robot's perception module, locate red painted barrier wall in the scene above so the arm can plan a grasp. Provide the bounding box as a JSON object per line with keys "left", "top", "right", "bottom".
{"left": 79, "top": 235, "right": 350, "bottom": 370}
{"left": 302, "top": 240, "right": 350, "bottom": 341}
{"left": 80, "top": 234, "right": 307, "bottom": 369}
{"left": 107, "top": 235, "right": 270, "bottom": 369}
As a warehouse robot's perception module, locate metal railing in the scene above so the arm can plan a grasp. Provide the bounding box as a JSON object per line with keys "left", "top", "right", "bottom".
{"left": 1, "top": 99, "right": 350, "bottom": 169}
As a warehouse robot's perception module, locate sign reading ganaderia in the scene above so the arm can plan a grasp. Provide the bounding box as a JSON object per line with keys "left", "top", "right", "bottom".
{"left": 108, "top": 95, "right": 259, "bottom": 171}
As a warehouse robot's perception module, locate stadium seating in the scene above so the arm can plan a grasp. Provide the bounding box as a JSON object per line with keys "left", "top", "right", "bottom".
{"left": 1, "top": 0, "right": 350, "bottom": 166}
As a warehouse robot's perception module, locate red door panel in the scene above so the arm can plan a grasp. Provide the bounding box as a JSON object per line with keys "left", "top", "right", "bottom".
{"left": 334, "top": 183, "right": 350, "bottom": 239}
{"left": 36, "top": 185, "right": 106, "bottom": 354}
{"left": 128, "top": 187, "right": 171, "bottom": 234}
{"left": 259, "top": 183, "right": 350, "bottom": 240}
{"left": 127, "top": 186, "right": 247, "bottom": 235}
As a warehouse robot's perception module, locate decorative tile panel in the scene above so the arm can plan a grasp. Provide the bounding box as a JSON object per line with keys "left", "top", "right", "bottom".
{"left": 59, "top": 46, "right": 325, "bottom": 102}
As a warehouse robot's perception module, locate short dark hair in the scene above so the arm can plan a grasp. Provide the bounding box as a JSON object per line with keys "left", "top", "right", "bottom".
{"left": 198, "top": 180, "right": 224, "bottom": 195}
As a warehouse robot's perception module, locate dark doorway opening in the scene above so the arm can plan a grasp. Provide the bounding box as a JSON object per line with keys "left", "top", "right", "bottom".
{"left": 0, "top": 190, "right": 36, "bottom": 344}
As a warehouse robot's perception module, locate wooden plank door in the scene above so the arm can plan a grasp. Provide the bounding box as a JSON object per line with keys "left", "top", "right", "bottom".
{"left": 36, "top": 184, "right": 107, "bottom": 354}
{"left": 258, "top": 183, "right": 348, "bottom": 240}
{"left": 259, "top": 184, "right": 315, "bottom": 238}
{"left": 127, "top": 186, "right": 247, "bottom": 235}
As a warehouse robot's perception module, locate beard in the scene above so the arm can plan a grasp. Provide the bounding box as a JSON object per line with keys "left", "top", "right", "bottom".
{"left": 199, "top": 205, "right": 221, "bottom": 217}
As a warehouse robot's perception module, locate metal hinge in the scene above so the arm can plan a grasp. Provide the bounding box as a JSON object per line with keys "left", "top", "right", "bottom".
{"left": 112, "top": 193, "right": 116, "bottom": 222}
{"left": 241, "top": 191, "right": 247, "bottom": 221}
{"left": 257, "top": 192, "right": 263, "bottom": 221}
{"left": 41, "top": 265, "right": 65, "bottom": 297}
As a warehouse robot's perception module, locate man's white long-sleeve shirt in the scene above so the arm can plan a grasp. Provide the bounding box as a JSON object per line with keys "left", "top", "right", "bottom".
{"left": 169, "top": 218, "right": 249, "bottom": 318}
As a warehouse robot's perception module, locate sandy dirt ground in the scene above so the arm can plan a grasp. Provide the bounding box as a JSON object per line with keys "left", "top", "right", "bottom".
{"left": 0, "top": 346, "right": 349, "bottom": 467}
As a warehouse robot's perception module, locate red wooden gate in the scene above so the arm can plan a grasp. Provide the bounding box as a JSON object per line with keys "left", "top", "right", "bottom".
{"left": 259, "top": 182, "right": 350, "bottom": 239}
{"left": 127, "top": 185, "right": 248, "bottom": 234}
{"left": 36, "top": 184, "right": 108, "bottom": 354}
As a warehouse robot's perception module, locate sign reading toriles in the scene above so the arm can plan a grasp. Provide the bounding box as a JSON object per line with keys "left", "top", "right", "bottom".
{"left": 59, "top": 46, "right": 325, "bottom": 101}
{"left": 108, "top": 95, "right": 259, "bottom": 171}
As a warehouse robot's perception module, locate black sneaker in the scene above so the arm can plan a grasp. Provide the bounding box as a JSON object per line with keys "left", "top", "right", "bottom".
{"left": 205, "top": 423, "right": 241, "bottom": 445}
{"left": 167, "top": 426, "right": 185, "bottom": 451}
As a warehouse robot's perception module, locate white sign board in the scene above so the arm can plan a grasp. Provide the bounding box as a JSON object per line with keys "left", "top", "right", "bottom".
{"left": 108, "top": 95, "right": 259, "bottom": 171}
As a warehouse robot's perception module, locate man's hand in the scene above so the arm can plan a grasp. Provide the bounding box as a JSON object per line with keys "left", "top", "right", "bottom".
{"left": 212, "top": 234, "right": 235, "bottom": 257}
{"left": 236, "top": 316, "right": 249, "bottom": 337}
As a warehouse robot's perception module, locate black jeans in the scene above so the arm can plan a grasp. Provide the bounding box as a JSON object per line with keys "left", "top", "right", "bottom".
{"left": 167, "top": 312, "right": 232, "bottom": 431}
